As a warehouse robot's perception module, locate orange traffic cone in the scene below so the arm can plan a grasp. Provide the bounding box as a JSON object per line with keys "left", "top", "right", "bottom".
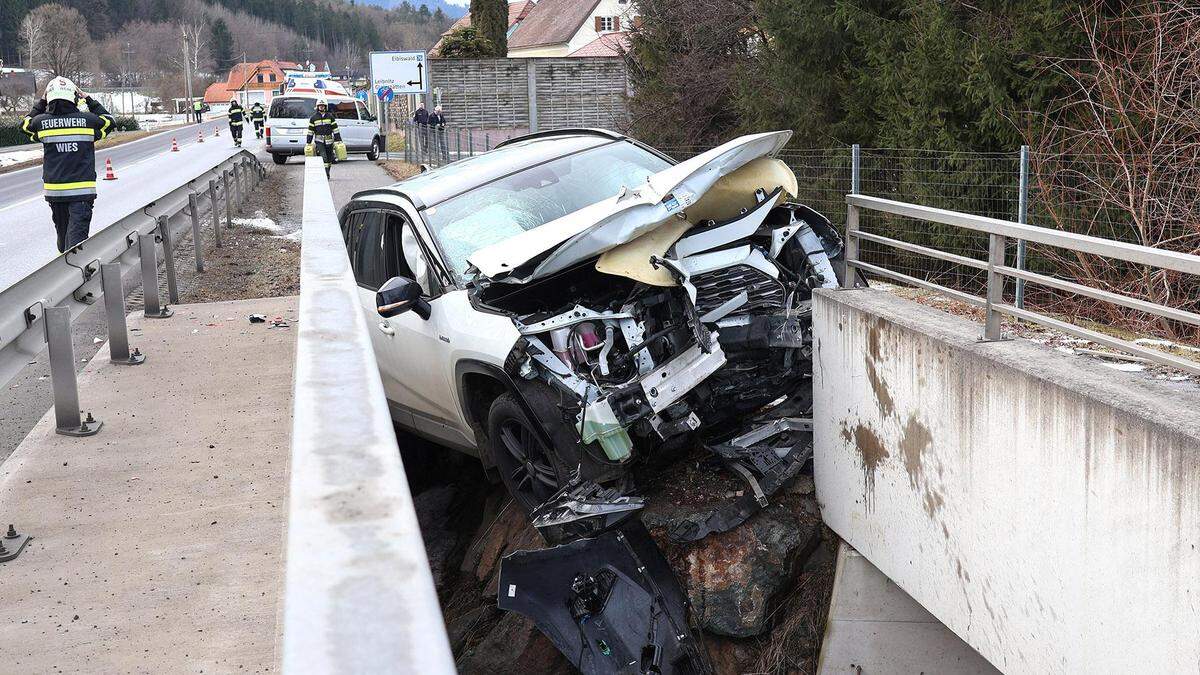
{"left": 171, "top": 137, "right": 180, "bottom": 152}
{"left": 103, "top": 158, "right": 117, "bottom": 180}
{"left": 198, "top": 129, "right": 205, "bottom": 143}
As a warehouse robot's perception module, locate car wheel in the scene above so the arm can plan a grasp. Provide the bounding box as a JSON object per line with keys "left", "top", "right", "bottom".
{"left": 488, "top": 392, "right": 562, "bottom": 512}
{"left": 272, "top": 153, "right": 287, "bottom": 165}
{"left": 367, "top": 138, "right": 380, "bottom": 161}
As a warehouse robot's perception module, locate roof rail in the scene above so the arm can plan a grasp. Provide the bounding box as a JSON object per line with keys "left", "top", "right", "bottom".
{"left": 494, "top": 127, "right": 626, "bottom": 149}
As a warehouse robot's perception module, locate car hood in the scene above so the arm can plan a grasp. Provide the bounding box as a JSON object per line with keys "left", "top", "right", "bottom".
{"left": 466, "top": 130, "right": 793, "bottom": 284}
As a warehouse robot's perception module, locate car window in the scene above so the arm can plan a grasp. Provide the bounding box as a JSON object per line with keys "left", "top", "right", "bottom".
{"left": 269, "top": 97, "right": 315, "bottom": 119}
{"left": 356, "top": 102, "right": 374, "bottom": 122}
{"left": 421, "top": 141, "right": 671, "bottom": 280}
{"left": 332, "top": 101, "right": 359, "bottom": 120}
{"left": 351, "top": 212, "right": 390, "bottom": 289}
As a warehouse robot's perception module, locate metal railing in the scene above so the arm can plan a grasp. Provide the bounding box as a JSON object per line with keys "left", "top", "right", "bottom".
{"left": 281, "top": 157, "right": 454, "bottom": 673}
{"left": 0, "top": 150, "right": 265, "bottom": 435}
{"left": 401, "top": 122, "right": 493, "bottom": 167}
{"left": 842, "top": 144, "right": 1200, "bottom": 377}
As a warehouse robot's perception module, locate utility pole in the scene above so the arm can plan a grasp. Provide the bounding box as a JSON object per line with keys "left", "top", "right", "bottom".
{"left": 123, "top": 42, "right": 135, "bottom": 114}
{"left": 181, "top": 26, "right": 194, "bottom": 114}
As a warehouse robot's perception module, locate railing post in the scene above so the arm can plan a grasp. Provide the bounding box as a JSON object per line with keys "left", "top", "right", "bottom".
{"left": 139, "top": 233, "right": 172, "bottom": 319}
{"left": 222, "top": 170, "right": 233, "bottom": 229}
{"left": 157, "top": 215, "right": 179, "bottom": 304}
{"left": 985, "top": 233, "right": 1007, "bottom": 340}
{"left": 468, "top": 128, "right": 474, "bottom": 157}
{"left": 456, "top": 127, "right": 462, "bottom": 160}
{"left": 189, "top": 192, "right": 204, "bottom": 272}
{"left": 485, "top": 133, "right": 491, "bottom": 152}
{"left": 1015, "top": 145, "right": 1030, "bottom": 309}
{"left": 45, "top": 305, "right": 101, "bottom": 437}
{"left": 404, "top": 123, "right": 411, "bottom": 163}
{"left": 842, "top": 144, "right": 861, "bottom": 289}
{"left": 101, "top": 263, "right": 144, "bottom": 365}
{"left": 208, "top": 179, "right": 222, "bottom": 248}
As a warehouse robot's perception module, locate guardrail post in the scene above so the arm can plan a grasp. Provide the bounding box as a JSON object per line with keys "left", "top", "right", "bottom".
{"left": 45, "top": 305, "right": 101, "bottom": 437}
{"left": 842, "top": 144, "right": 861, "bottom": 289}
{"left": 101, "top": 263, "right": 144, "bottom": 366}
{"left": 157, "top": 216, "right": 179, "bottom": 304}
{"left": 139, "top": 233, "right": 172, "bottom": 319}
{"left": 1015, "top": 145, "right": 1030, "bottom": 309}
{"left": 208, "top": 179, "right": 222, "bottom": 248}
{"left": 222, "top": 170, "right": 233, "bottom": 229}
{"left": 188, "top": 193, "right": 204, "bottom": 272}
{"left": 985, "top": 233, "right": 1007, "bottom": 340}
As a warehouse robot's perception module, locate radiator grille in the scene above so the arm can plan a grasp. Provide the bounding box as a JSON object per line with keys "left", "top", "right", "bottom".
{"left": 692, "top": 265, "right": 785, "bottom": 317}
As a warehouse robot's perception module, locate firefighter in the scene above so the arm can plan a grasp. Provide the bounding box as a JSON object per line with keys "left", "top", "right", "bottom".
{"left": 192, "top": 98, "right": 203, "bottom": 123}
{"left": 21, "top": 77, "right": 114, "bottom": 253}
{"left": 249, "top": 101, "right": 266, "bottom": 139}
{"left": 305, "top": 97, "right": 344, "bottom": 178}
{"left": 227, "top": 98, "right": 245, "bottom": 147}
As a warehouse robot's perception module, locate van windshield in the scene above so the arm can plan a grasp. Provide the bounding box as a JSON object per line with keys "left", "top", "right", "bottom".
{"left": 269, "top": 98, "right": 315, "bottom": 119}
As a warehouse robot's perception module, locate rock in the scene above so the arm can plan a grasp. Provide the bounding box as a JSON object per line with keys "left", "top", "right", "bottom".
{"left": 678, "top": 500, "right": 822, "bottom": 638}
{"left": 456, "top": 610, "right": 572, "bottom": 675}
{"left": 704, "top": 635, "right": 759, "bottom": 674}
{"left": 414, "top": 485, "right": 460, "bottom": 590}
{"left": 446, "top": 604, "right": 499, "bottom": 653}
{"left": 788, "top": 473, "right": 816, "bottom": 496}
{"left": 460, "top": 497, "right": 544, "bottom": 596}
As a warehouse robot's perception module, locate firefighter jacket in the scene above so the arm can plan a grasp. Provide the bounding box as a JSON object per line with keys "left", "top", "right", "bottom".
{"left": 228, "top": 105, "right": 245, "bottom": 126}
{"left": 21, "top": 97, "right": 114, "bottom": 201}
{"left": 250, "top": 104, "right": 266, "bottom": 121}
{"left": 306, "top": 112, "right": 342, "bottom": 144}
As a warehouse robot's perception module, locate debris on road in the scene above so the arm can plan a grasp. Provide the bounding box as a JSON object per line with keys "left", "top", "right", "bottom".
{"left": 249, "top": 314, "right": 266, "bottom": 323}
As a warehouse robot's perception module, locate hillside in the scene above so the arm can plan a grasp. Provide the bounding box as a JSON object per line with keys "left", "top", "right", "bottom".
{"left": 358, "top": 0, "right": 467, "bottom": 19}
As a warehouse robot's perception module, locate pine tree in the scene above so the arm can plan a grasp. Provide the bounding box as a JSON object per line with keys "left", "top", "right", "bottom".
{"left": 210, "top": 17, "right": 234, "bottom": 71}
{"left": 469, "top": 0, "right": 507, "bottom": 56}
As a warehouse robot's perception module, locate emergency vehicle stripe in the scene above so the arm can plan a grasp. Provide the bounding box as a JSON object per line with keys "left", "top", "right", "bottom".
{"left": 38, "top": 127, "right": 94, "bottom": 138}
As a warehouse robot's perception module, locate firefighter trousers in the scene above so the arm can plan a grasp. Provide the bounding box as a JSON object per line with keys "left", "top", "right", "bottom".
{"left": 49, "top": 198, "right": 95, "bottom": 253}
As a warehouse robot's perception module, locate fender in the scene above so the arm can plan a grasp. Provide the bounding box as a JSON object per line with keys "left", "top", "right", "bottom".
{"left": 455, "top": 359, "right": 558, "bottom": 468}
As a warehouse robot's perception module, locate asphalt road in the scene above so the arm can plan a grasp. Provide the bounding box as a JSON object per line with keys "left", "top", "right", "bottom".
{"left": 0, "top": 118, "right": 246, "bottom": 291}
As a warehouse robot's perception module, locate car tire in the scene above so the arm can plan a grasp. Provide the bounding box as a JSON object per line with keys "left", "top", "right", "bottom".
{"left": 272, "top": 153, "right": 287, "bottom": 165}
{"left": 367, "top": 138, "right": 380, "bottom": 161}
{"left": 486, "top": 385, "right": 627, "bottom": 513}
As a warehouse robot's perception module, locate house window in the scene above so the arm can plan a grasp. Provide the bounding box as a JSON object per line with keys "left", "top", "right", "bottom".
{"left": 269, "top": 73, "right": 276, "bottom": 82}
{"left": 257, "top": 74, "right": 264, "bottom": 83}
{"left": 595, "top": 16, "right": 620, "bottom": 32}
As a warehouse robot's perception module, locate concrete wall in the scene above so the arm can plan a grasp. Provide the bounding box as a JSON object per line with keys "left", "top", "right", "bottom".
{"left": 812, "top": 288, "right": 1200, "bottom": 674}
{"left": 429, "top": 57, "right": 629, "bottom": 132}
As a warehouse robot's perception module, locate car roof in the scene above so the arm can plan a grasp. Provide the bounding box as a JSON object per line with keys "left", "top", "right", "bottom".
{"left": 349, "top": 130, "right": 626, "bottom": 210}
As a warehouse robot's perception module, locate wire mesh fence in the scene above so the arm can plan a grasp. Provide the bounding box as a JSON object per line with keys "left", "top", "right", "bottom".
{"left": 657, "top": 142, "right": 1200, "bottom": 344}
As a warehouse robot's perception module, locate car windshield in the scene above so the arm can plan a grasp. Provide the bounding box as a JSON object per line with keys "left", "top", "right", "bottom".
{"left": 269, "top": 97, "right": 315, "bottom": 119}
{"left": 422, "top": 141, "right": 671, "bottom": 280}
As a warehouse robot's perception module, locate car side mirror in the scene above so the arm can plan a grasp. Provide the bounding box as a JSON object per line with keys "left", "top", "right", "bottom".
{"left": 377, "top": 276, "right": 431, "bottom": 320}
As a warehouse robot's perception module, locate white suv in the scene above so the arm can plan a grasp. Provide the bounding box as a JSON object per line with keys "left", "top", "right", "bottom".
{"left": 339, "top": 129, "right": 850, "bottom": 521}
{"left": 266, "top": 94, "right": 383, "bottom": 164}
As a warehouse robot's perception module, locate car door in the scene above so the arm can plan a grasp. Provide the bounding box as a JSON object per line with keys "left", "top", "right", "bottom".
{"left": 347, "top": 207, "right": 469, "bottom": 447}
{"left": 332, "top": 100, "right": 366, "bottom": 151}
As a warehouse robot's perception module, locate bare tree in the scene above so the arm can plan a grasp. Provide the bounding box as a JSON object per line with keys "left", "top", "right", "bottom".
{"left": 28, "top": 4, "right": 96, "bottom": 81}
{"left": 19, "top": 11, "right": 48, "bottom": 71}
{"left": 1024, "top": 1, "right": 1200, "bottom": 339}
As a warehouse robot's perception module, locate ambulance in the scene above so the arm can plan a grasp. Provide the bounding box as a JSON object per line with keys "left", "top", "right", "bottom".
{"left": 265, "top": 71, "right": 384, "bottom": 165}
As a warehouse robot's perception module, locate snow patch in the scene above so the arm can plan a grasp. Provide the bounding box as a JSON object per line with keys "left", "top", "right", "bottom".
{"left": 1102, "top": 362, "right": 1146, "bottom": 372}
{"left": 0, "top": 149, "right": 42, "bottom": 167}
{"left": 234, "top": 213, "right": 281, "bottom": 232}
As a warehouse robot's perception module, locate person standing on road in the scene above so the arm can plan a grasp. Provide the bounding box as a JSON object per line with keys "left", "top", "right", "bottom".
{"left": 429, "top": 105, "right": 448, "bottom": 163}
{"left": 227, "top": 98, "right": 245, "bottom": 147}
{"left": 192, "top": 99, "right": 203, "bottom": 124}
{"left": 305, "top": 97, "right": 344, "bottom": 179}
{"left": 250, "top": 101, "right": 266, "bottom": 139}
{"left": 20, "top": 76, "right": 115, "bottom": 253}
{"left": 413, "top": 102, "right": 429, "bottom": 157}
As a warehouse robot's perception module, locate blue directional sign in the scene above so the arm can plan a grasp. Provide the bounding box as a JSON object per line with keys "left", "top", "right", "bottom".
{"left": 377, "top": 86, "right": 395, "bottom": 103}
{"left": 355, "top": 90, "right": 368, "bottom": 101}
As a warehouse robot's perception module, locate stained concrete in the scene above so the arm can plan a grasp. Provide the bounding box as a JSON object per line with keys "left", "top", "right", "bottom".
{"left": 818, "top": 543, "right": 1000, "bottom": 674}
{"left": 0, "top": 296, "right": 296, "bottom": 673}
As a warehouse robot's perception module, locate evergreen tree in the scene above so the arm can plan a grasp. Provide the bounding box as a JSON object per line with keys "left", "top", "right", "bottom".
{"left": 210, "top": 17, "right": 235, "bottom": 71}
{"left": 469, "top": 0, "right": 507, "bottom": 56}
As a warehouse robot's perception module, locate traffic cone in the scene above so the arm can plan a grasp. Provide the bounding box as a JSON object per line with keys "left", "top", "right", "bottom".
{"left": 198, "top": 129, "right": 205, "bottom": 143}
{"left": 103, "top": 158, "right": 117, "bottom": 180}
{"left": 171, "top": 137, "right": 180, "bottom": 152}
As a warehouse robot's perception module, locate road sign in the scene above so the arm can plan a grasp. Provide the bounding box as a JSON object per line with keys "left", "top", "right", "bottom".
{"left": 355, "top": 90, "right": 368, "bottom": 101}
{"left": 369, "top": 51, "right": 427, "bottom": 95}
{"left": 377, "top": 86, "right": 394, "bottom": 103}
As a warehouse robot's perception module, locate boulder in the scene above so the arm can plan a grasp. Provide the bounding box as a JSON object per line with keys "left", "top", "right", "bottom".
{"left": 456, "top": 611, "right": 572, "bottom": 675}
{"left": 413, "top": 485, "right": 460, "bottom": 590}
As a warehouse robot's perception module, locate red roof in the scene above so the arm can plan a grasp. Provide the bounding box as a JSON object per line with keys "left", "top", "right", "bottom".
{"left": 204, "top": 60, "right": 300, "bottom": 102}
{"left": 568, "top": 31, "right": 632, "bottom": 57}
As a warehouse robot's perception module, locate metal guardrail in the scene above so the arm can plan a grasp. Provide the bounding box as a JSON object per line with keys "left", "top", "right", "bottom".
{"left": 401, "top": 122, "right": 492, "bottom": 167}
{"left": 842, "top": 145, "right": 1200, "bottom": 376}
{"left": 281, "top": 157, "right": 454, "bottom": 674}
{"left": 0, "top": 150, "right": 265, "bottom": 434}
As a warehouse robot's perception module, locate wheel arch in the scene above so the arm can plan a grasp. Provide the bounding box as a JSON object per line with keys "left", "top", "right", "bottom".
{"left": 455, "top": 360, "right": 557, "bottom": 473}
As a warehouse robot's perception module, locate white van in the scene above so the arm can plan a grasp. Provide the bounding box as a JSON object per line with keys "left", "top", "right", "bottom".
{"left": 265, "top": 94, "right": 384, "bottom": 165}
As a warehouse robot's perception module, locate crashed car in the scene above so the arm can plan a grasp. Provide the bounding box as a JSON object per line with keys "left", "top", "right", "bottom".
{"left": 341, "top": 128, "right": 848, "bottom": 672}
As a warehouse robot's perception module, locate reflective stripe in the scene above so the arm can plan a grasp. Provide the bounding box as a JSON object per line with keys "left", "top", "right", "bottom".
{"left": 39, "top": 127, "right": 94, "bottom": 138}
{"left": 229, "top": 120, "right": 243, "bottom": 126}
{"left": 45, "top": 181, "right": 98, "bottom": 191}
{"left": 39, "top": 134, "right": 94, "bottom": 143}
{"left": 43, "top": 186, "right": 97, "bottom": 197}
{"left": 98, "top": 115, "right": 112, "bottom": 140}
{"left": 21, "top": 116, "right": 34, "bottom": 141}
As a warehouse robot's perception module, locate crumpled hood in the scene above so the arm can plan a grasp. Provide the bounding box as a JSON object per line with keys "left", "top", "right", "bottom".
{"left": 467, "top": 130, "right": 793, "bottom": 283}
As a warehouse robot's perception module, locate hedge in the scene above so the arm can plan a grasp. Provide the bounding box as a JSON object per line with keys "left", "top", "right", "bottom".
{"left": 0, "top": 115, "right": 140, "bottom": 148}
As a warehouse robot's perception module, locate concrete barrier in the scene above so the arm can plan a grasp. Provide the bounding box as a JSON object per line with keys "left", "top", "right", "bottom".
{"left": 281, "top": 157, "right": 454, "bottom": 673}
{"left": 812, "top": 288, "right": 1200, "bottom": 674}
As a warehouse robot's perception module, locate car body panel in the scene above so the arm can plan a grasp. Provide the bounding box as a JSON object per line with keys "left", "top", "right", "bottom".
{"left": 266, "top": 94, "right": 379, "bottom": 156}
